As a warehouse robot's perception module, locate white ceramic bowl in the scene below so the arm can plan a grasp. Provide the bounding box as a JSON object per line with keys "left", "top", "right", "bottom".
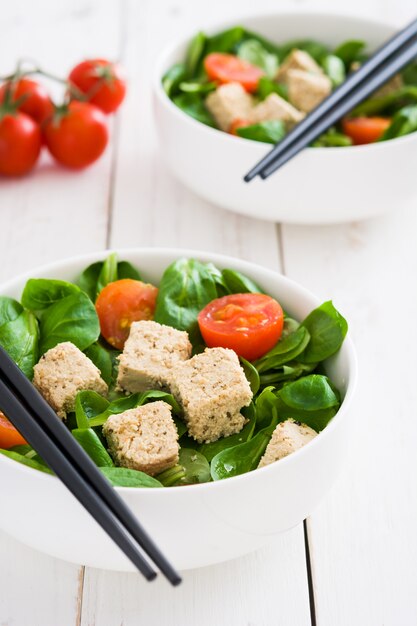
{"left": 153, "top": 11, "right": 417, "bottom": 224}
{"left": 0, "top": 249, "right": 357, "bottom": 571}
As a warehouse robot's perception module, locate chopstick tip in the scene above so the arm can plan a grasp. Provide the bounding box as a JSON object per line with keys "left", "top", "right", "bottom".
{"left": 243, "top": 172, "right": 256, "bottom": 183}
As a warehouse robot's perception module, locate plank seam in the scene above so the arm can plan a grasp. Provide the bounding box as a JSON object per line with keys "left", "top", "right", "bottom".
{"left": 75, "top": 566, "right": 85, "bottom": 626}
{"left": 303, "top": 519, "right": 317, "bottom": 626}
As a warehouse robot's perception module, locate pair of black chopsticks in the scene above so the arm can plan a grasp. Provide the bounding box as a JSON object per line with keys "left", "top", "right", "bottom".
{"left": 245, "top": 17, "right": 417, "bottom": 181}
{"left": 0, "top": 345, "right": 181, "bottom": 586}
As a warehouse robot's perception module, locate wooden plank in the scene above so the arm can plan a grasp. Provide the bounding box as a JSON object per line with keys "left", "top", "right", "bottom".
{"left": 80, "top": 1, "right": 311, "bottom": 625}
{"left": 0, "top": 1, "right": 121, "bottom": 625}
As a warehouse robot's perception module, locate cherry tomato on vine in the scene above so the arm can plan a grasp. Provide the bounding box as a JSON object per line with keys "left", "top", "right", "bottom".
{"left": 0, "top": 411, "right": 27, "bottom": 448}
{"left": 0, "top": 110, "right": 42, "bottom": 176}
{"left": 198, "top": 293, "right": 284, "bottom": 361}
{"left": 0, "top": 79, "right": 53, "bottom": 125}
{"left": 96, "top": 279, "right": 159, "bottom": 349}
{"left": 69, "top": 59, "right": 126, "bottom": 114}
{"left": 44, "top": 101, "right": 108, "bottom": 169}
{"left": 204, "top": 53, "right": 264, "bottom": 93}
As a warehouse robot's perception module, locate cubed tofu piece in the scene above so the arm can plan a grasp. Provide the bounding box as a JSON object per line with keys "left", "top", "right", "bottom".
{"left": 33, "top": 341, "right": 108, "bottom": 419}
{"left": 250, "top": 93, "right": 304, "bottom": 128}
{"left": 276, "top": 49, "right": 323, "bottom": 83}
{"left": 258, "top": 419, "right": 317, "bottom": 468}
{"left": 205, "top": 82, "right": 254, "bottom": 131}
{"left": 169, "top": 347, "right": 252, "bottom": 444}
{"left": 117, "top": 320, "right": 192, "bottom": 393}
{"left": 103, "top": 401, "right": 179, "bottom": 476}
{"left": 287, "top": 69, "right": 332, "bottom": 113}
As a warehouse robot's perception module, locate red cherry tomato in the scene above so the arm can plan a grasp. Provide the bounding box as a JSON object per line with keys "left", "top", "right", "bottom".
{"left": 96, "top": 279, "right": 158, "bottom": 349}
{"left": 44, "top": 101, "right": 108, "bottom": 169}
{"left": 0, "top": 411, "right": 27, "bottom": 449}
{"left": 69, "top": 59, "right": 126, "bottom": 114}
{"left": 204, "top": 53, "right": 264, "bottom": 93}
{"left": 341, "top": 116, "right": 391, "bottom": 145}
{"left": 229, "top": 118, "right": 252, "bottom": 135}
{"left": 198, "top": 293, "right": 284, "bottom": 361}
{"left": 0, "top": 79, "right": 53, "bottom": 125}
{"left": 0, "top": 111, "right": 41, "bottom": 176}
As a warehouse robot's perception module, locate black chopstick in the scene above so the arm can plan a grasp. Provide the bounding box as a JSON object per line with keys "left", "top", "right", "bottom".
{"left": 0, "top": 346, "right": 182, "bottom": 586}
{"left": 244, "top": 17, "right": 417, "bottom": 182}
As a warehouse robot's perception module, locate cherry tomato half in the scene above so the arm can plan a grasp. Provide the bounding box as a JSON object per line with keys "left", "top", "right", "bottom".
{"left": 96, "top": 279, "right": 158, "bottom": 349}
{"left": 198, "top": 293, "right": 284, "bottom": 361}
{"left": 44, "top": 101, "right": 108, "bottom": 169}
{"left": 0, "top": 79, "right": 53, "bottom": 125}
{"left": 0, "top": 111, "right": 41, "bottom": 176}
{"left": 341, "top": 116, "right": 391, "bottom": 145}
{"left": 0, "top": 411, "right": 27, "bottom": 449}
{"left": 204, "top": 53, "right": 264, "bottom": 93}
{"left": 229, "top": 118, "right": 252, "bottom": 135}
{"left": 69, "top": 59, "right": 126, "bottom": 114}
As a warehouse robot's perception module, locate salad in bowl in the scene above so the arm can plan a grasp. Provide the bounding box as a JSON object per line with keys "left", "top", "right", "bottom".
{"left": 0, "top": 249, "right": 356, "bottom": 570}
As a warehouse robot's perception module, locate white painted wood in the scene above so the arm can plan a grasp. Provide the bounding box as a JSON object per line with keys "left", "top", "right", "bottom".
{"left": 0, "top": 1, "right": 122, "bottom": 625}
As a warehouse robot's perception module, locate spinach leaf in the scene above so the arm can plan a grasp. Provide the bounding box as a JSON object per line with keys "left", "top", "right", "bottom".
{"left": 177, "top": 448, "right": 211, "bottom": 484}
{"left": 274, "top": 374, "right": 339, "bottom": 431}
{"left": 254, "top": 386, "right": 278, "bottom": 431}
{"left": 333, "top": 40, "right": 366, "bottom": 67}
{"left": 237, "top": 120, "right": 286, "bottom": 144}
{"left": 321, "top": 54, "right": 346, "bottom": 87}
{"left": 0, "top": 310, "right": 39, "bottom": 378}
{"left": 242, "top": 30, "right": 282, "bottom": 57}
{"left": 39, "top": 291, "right": 100, "bottom": 355}
{"left": 84, "top": 342, "right": 114, "bottom": 386}
{"left": 259, "top": 361, "right": 316, "bottom": 387}
{"left": 21, "top": 279, "right": 80, "bottom": 312}
{"left": 351, "top": 86, "right": 417, "bottom": 116}
{"left": 100, "top": 466, "right": 163, "bottom": 488}
{"left": 117, "top": 261, "right": 141, "bottom": 281}
{"left": 72, "top": 428, "right": 114, "bottom": 467}
{"left": 257, "top": 76, "right": 288, "bottom": 101}
{"left": 199, "top": 403, "right": 256, "bottom": 461}
{"left": 172, "top": 93, "right": 216, "bottom": 127}
{"left": 237, "top": 39, "right": 278, "bottom": 78}
{"left": 185, "top": 31, "right": 207, "bottom": 77}
{"left": 0, "top": 296, "right": 22, "bottom": 326}
{"left": 313, "top": 128, "right": 352, "bottom": 147}
{"left": 162, "top": 63, "right": 187, "bottom": 97}
{"left": 205, "top": 26, "right": 246, "bottom": 55}
{"left": 255, "top": 325, "right": 310, "bottom": 372}
{"left": 402, "top": 62, "right": 417, "bottom": 86}
{"left": 380, "top": 105, "right": 417, "bottom": 140}
{"left": 300, "top": 301, "right": 348, "bottom": 364}
{"left": 221, "top": 268, "right": 263, "bottom": 294}
{"left": 178, "top": 81, "right": 216, "bottom": 94}
{"left": 0, "top": 449, "right": 53, "bottom": 474}
{"left": 96, "top": 252, "right": 118, "bottom": 295}
{"left": 88, "top": 390, "right": 181, "bottom": 427}
{"left": 75, "top": 390, "right": 109, "bottom": 429}
{"left": 240, "top": 357, "right": 260, "bottom": 395}
{"left": 78, "top": 261, "right": 103, "bottom": 301}
{"left": 210, "top": 411, "right": 278, "bottom": 480}
{"left": 154, "top": 258, "right": 218, "bottom": 337}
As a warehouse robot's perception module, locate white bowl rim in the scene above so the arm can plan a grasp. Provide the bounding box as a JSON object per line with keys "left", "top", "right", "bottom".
{"left": 0, "top": 247, "right": 358, "bottom": 495}
{"left": 153, "top": 8, "right": 417, "bottom": 153}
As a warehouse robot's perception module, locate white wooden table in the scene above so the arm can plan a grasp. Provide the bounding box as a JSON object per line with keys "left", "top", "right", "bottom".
{"left": 1, "top": 1, "right": 416, "bottom": 624}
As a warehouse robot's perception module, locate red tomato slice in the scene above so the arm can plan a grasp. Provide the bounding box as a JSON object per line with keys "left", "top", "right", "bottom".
{"left": 198, "top": 293, "right": 284, "bottom": 361}
{"left": 96, "top": 279, "right": 158, "bottom": 349}
{"left": 204, "top": 53, "right": 264, "bottom": 93}
{"left": 341, "top": 116, "right": 391, "bottom": 145}
{"left": 0, "top": 411, "right": 27, "bottom": 449}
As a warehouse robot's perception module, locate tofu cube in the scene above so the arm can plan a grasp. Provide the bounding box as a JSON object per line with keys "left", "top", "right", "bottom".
{"left": 117, "top": 320, "right": 192, "bottom": 393}
{"left": 33, "top": 341, "right": 108, "bottom": 419}
{"left": 205, "top": 82, "right": 254, "bottom": 131}
{"left": 287, "top": 69, "right": 332, "bottom": 113}
{"left": 258, "top": 419, "right": 317, "bottom": 468}
{"left": 103, "top": 401, "right": 179, "bottom": 476}
{"left": 250, "top": 93, "right": 304, "bottom": 128}
{"left": 276, "top": 49, "right": 323, "bottom": 83}
{"left": 169, "top": 347, "right": 253, "bottom": 443}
